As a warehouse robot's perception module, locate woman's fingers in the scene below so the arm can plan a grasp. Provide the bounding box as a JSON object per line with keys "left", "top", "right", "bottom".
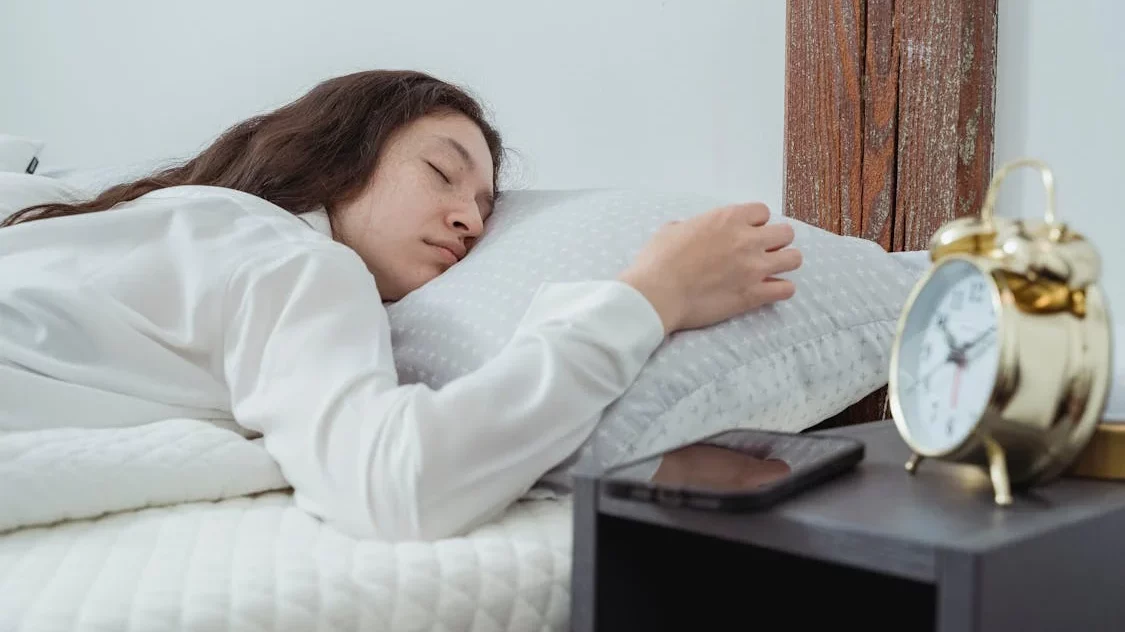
{"left": 766, "top": 247, "right": 803, "bottom": 275}
{"left": 728, "top": 202, "right": 771, "bottom": 227}
{"left": 756, "top": 277, "right": 797, "bottom": 302}
{"left": 756, "top": 222, "right": 796, "bottom": 252}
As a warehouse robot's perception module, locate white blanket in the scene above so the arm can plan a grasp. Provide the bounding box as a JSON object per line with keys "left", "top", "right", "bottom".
{"left": 0, "top": 420, "right": 573, "bottom": 631}
{"left": 0, "top": 419, "right": 289, "bottom": 534}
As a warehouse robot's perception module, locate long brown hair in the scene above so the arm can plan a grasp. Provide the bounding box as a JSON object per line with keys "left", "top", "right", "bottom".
{"left": 1, "top": 70, "right": 504, "bottom": 228}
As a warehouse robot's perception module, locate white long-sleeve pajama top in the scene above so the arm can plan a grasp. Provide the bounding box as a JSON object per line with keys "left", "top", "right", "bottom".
{"left": 0, "top": 185, "right": 664, "bottom": 540}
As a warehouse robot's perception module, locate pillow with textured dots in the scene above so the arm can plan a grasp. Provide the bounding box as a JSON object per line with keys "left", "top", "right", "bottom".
{"left": 384, "top": 188, "right": 923, "bottom": 488}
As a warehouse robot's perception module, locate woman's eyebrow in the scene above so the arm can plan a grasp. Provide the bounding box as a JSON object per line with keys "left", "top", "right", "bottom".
{"left": 438, "top": 136, "right": 475, "bottom": 170}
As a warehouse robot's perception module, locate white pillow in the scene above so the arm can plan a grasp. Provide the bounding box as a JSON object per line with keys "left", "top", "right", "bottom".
{"left": 0, "top": 135, "right": 45, "bottom": 174}
{"left": 0, "top": 173, "right": 85, "bottom": 223}
{"left": 385, "top": 189, "right": 922, "bottom": 483}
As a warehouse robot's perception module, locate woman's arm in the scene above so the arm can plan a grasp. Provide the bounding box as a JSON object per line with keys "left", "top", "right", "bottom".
{"left": 223, "top": 244, "right": 664, "bottom": 541}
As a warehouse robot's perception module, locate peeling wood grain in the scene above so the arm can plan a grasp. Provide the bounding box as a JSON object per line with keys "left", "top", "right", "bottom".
{"left": 783, "top": 0, "right": 865, "bottom": 236}
{"left": 783, "top": 0, "right": 997, "bottom": 427}
{"left": 892, "top": 0, "right": 997, "bottom": 251}
{"left": 859, "top": 0, "right": 899, "bottom": 249}
{"left": 838, "top": 0, "right": 898, "bottom": 430}
{"left": 784, "top": 0, "right": 874, "bottom": 428}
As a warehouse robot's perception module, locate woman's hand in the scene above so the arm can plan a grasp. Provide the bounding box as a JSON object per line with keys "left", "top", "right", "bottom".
{"left": 618, "top": 202, "right": 802, "bottom": 335}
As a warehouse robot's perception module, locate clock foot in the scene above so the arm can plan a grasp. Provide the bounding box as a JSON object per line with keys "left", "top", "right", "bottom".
{"left": 983, "top": 436, "right": 1013, "bottom": 506}
{"left": 905, "top": 453, "right": 924, "bottom": 474}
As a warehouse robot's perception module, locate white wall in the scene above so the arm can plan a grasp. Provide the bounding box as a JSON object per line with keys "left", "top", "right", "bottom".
{"left": 0, "top": 0, "right": 787, "bottom": 209}
{"left": 5, "top": 0, "right": 1120, "bottom": 313}
{"left": 995, "top": 0, "right": 1125, "bottom": 315}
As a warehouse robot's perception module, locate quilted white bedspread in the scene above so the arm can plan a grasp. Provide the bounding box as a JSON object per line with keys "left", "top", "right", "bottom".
{"left": 0, "top": 493, "right": 573, "bottom": 632}
{"left": 0, "top": 419, "right": 574, "bottom": 631}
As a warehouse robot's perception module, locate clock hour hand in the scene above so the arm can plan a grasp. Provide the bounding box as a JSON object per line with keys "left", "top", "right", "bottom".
{"left": 936, "top": 314, "right": 959, "bottom": 352}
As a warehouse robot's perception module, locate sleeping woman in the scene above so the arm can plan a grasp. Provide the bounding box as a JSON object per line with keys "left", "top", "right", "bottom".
{"left": 0, "top": 70, "right": 803, "bottom": 540}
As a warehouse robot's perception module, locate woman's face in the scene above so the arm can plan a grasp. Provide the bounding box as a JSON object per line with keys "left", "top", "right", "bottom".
{"left": 332, "top": 112, "right": 495, "bottom": 301}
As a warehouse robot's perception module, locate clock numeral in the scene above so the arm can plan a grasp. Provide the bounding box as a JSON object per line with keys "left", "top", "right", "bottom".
{"left": 946, "top": 416, "right": 956, "bottom": 436}
{"left": 921, "top": 341, "right": 932, "bottom": 362}
{"left": 969, "top": 281, "right": 985, "bottom": 304}
{"left": 950, "top": 289, "right": 964, "bottom": 312}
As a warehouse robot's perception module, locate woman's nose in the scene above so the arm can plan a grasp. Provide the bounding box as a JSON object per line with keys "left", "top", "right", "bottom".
{"left": 447, "top": 203, "right": 484, "bottom": 237}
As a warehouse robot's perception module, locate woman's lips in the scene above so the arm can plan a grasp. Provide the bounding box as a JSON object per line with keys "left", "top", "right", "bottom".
{"left": 431, "top": 243, "right": 460, "bottom": 264}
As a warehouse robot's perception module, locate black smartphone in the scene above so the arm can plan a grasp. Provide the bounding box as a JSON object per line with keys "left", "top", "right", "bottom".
{"left": 601, "top": 428, "right": 864, "bottom": 511}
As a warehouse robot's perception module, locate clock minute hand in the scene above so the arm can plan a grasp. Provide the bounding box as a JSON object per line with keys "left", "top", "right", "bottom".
{"left": 961, "top": 327, "right": 998, "bottom": 365}
{"left": 960, "top": 326, "right": 997, "bottom": 355}
{"left": 908, "top": 328, "right": 997, "bottom": 394}
{"left": 904, "top": 326, "right": 966, "bottom": 394}
{"left": 904, "top": 357, "right": 954, "bottom": 394}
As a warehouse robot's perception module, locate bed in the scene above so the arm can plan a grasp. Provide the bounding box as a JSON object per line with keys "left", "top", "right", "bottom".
{"left": 0, "top": 188, "right": 931, "bottom": 632}
{"left": 1, "top": 493, "right": 573, "bottom": 631}
{"left": 0, "top": 2, "right": 999, "bottom": 630}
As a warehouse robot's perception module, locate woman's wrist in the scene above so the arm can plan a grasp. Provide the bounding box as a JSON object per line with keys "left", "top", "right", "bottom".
{"left": 617, "top": 267, "right": 682, "bottom": 336}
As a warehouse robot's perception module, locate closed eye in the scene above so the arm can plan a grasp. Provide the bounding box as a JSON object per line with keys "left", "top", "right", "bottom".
{"left": 426, "top": 161, "right": 451, "bottom": 184}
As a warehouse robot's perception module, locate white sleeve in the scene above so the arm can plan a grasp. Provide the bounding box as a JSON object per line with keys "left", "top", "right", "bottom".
{"left": 223, "top": 245, "right": 665, "bottom": 541}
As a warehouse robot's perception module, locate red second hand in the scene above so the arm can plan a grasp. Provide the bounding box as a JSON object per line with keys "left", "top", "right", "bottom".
{"left": 951, "top": 363, "right": 963, "bottom": 408}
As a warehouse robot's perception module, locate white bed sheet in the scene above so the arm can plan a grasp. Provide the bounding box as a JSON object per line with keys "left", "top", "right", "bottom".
{"left": 0, "top": 492, "right": 573, "bottom": 632}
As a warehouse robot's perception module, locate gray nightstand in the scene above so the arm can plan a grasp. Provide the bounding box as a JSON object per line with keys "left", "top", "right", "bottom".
{"left": 571, "top": 420, "right": 1125, "bottom": 631}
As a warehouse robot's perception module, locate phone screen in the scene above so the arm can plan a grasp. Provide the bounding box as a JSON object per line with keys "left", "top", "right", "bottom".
{"left": 604, "top": 429, "right": 859, "bottom": 494}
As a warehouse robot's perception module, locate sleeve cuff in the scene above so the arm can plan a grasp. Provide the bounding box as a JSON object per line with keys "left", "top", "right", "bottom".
{"left": 517, "top": 280, "right": 666, "bottom": 363}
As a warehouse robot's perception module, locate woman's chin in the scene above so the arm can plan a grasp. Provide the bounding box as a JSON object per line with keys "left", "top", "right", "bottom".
{"left": 403, "top": 268, "right": 445, "bottom": 295}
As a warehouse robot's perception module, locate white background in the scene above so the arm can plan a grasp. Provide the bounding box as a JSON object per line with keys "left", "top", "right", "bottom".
{"left": 1, "top": 0, "right": 1121, "bottom": 310}
{"left": 0, "top": 0, "right": 786, "bottom": 208}
{"left": 994, "top": 0, "right": 1124, "bottom": 316}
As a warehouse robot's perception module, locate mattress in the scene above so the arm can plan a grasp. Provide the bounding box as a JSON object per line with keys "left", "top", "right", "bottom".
{"left": 0, "top": 491, "right": 573, "bottom": 632}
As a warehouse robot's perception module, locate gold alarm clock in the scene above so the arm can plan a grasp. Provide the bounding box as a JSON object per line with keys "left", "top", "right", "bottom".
{"left": 888, "top": 158, "right": 1113, "bottom": 505}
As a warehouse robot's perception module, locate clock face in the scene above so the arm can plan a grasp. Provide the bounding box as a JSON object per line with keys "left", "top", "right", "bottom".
{"left": 894, "top": 258, "right": 1001, "bottom": 455}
